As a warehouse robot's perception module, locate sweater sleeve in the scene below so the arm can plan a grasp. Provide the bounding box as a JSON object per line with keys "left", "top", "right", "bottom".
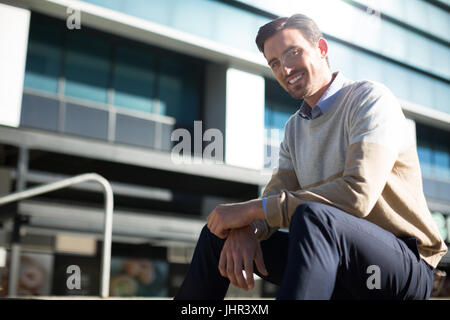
{"left": 255, "top": 122, "right": 300, "bottom": 240}
{"left": 264, "top": 83, "right": 409, "bottom": 229}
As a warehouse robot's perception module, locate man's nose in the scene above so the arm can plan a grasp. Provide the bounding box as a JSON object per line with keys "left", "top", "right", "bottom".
{"left": 281, "top": 64, "right": 295, "bottom": 77}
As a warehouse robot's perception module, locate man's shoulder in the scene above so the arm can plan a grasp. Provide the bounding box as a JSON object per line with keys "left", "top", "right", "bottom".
{"left": 347, "top": 79, "right": 394, "bottom": 100}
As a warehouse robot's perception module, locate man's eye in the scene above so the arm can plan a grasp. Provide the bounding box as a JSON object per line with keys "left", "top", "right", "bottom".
{"left": 271, "top": 61, "right": 280, "bottom": 69}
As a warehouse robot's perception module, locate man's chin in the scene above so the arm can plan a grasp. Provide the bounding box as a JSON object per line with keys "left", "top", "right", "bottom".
{"left": 287, "top": 89, "right": 306, "bottom": 100}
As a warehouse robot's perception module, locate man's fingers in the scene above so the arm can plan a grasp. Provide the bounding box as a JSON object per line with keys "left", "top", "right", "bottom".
{"left": 226, "top": 252, "right": 238, "bottom": 288}
{"left": 207, "top": 215, "right": 216, "bottom": 233}
{"left": 233, "top": 255, "right": 247, "bottom": 290}
{"left": 243, "top": 256, "right": 254, "bottom": 290}
{"left": 255, "top": 244, "right": 268, "bottom": 276}
{"left": 218, "top": 248, "right": 227, "bottom": 278}
{"left": 218, "top": 229, "right": 230, "bottom": 239}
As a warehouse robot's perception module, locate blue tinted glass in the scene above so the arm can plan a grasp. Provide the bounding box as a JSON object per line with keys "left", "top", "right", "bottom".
{"left": 409, "top": 72, "right": 433, "bottom": 108}
{"left": 265, "top": 107, "right": 272, "bottom": 128}
{"left": 327, "top": 41, "right": 357, "bottom": 79}
{"left": 64, "top": 32, "right": 111, "bottom": 103}
{"left": 265, "top": 78, "right": 298, "bottom": 140}
{"left": 433, "top": 81, "right": 450, "bottom": 114}
{"left": 272, "top": 108, "right": 291, "bottom": 129}
{"left": 85, "top": 0, "right": 449, "bottom": 80}
{"left": 354, "top": 51, "right": 383, "bottom": 83}
{"left": 434, "top": 149, "right": 450, "bottom": 180}
{"left": 353, "top": 0, "right": 449, "bottom": 43}
{"left": 381, "top": 62, "right": 410, "bottom": 101}
{"left": 24, "top": 22, "right": 62, "bottom": 93}
{"left": 215, "top": 3, "right": 261, "bottom": 54}
{"left": 113, "top": 45, "right": 155, "bottom": 113}
{"left": 417, "top": 145, "right": 434, "bottom": 177}
{"left": 172, "top": 0, "right": 215, "bottom": 40}
{"left": 122, "top": 0, "right": 170, "bottom": 26}
{"left": 158, "top": 56, "right": 202, "bottom": 125}
{"left": 84, "top": 0, "right": 122, "bottom": 10}
{"left": 327, "top": 38, "right": 448, "bottom": 115}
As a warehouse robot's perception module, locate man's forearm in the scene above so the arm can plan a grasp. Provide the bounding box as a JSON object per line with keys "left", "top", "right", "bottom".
{"left": 247, "top": 198, "right": 265, "bottom": 221}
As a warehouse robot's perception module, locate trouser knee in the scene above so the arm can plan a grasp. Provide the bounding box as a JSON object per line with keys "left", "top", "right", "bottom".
{"left": 290, "top": 202, "right": 323, "bottom": 224}
{"left": 289, "top": 202, "right": 336, "bottom": 235}
{"left": 197, "top": 224, "right": 225, "bottom": 250}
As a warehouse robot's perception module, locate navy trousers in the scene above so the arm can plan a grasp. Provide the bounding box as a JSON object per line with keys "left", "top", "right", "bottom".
{"left": 174, "top": 202, "right": 434, "bottom": 300}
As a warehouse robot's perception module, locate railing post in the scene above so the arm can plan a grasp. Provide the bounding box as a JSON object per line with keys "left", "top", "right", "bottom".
{"left": 8, "top": 146, "right": 28, "bottom": 296}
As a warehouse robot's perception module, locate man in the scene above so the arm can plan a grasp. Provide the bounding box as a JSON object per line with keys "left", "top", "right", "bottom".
{"left": 174, "top": 14, "right": 447, "bottom": 300}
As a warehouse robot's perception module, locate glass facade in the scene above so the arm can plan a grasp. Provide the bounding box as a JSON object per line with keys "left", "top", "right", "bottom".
{"left": 236, "top": 0, "right": 449, "bottom": 78}
{"left": 416, "top": 123, "right": 450, "bottom": 182}
{"left": 21, "top": 13, "right": 205, "bottom": 150}
{"left": 64, "top": 32, "right": 111, "bottom": 104}
{"left": 23, "top": 23, "right": 63, "bottom": 94}
{"left": 82, "top": 0, "right": 449, "bottom": 116}
{"left": 84, "top": 0, "right": 271, "bottom": 55}
{"left": 327, "top": 39, "right": 450, "bottom": 114}
{"left": 352, "top": 0, "right": 450, "bottom": 42}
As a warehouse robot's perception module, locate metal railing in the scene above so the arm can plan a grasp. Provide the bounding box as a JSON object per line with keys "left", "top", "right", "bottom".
{"left": 0, "top": 173, "right": 114, "bottom": 298}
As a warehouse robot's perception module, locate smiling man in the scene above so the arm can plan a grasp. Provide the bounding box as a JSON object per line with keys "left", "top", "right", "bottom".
{"left": 174, "top": 14, "right": 447, "bottom": 300}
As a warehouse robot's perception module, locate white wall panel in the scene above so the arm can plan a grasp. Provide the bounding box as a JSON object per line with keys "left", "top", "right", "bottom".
{"left": 226, "top": 68, "right": 265, "bottom": 170}
{"left": 0, "top": 3, "right": 30, "bottom": 127}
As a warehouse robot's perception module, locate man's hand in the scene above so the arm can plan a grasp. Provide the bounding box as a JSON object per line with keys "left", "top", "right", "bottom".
{"left": 206, "top": 199, "right": 264, "bottom": 239}
{"left": 219, "top": 225, "right": 268, "bottom": 291}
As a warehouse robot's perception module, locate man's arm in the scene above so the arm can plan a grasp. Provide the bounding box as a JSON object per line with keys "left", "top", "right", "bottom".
{"left": 207, "top": 123, "right": 300, "bottom": 239}
{"left": 254, "top": 139, "right": 300, "bottom": 240}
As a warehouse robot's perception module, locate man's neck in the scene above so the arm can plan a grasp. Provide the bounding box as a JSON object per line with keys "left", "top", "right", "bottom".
{"left": 305, "top": 70, "right": 335, "bottom": 108}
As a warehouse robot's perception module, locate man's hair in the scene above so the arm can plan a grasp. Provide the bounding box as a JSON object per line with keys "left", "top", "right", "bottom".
{"left": 255, "top": 14, "right": 330, "bottom": 67}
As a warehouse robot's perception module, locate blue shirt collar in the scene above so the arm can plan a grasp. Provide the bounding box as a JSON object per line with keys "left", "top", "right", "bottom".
{"left": 299, "top": 71, "right": 345, "bottom": 120}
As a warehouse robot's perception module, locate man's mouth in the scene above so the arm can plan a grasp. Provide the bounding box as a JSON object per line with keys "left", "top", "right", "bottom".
{"left": 288, "top": 72, "right": 304, "bottom": 85}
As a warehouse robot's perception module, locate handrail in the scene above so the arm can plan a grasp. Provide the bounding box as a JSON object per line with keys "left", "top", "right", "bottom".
{"left": 0, "top": 173, "right": 114, "bottom": 298}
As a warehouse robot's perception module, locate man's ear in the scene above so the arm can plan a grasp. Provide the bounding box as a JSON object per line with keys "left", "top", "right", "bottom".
{"left": 318, "top": 37, "right": 328, "bottom": 59}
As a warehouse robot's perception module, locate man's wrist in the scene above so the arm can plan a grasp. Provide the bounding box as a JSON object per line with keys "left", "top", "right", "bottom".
{"left": 248, "top": 199, "right": 265, "bottom": 222}
{"left": 252, "top": 221, "right": 258, "bottom": 234}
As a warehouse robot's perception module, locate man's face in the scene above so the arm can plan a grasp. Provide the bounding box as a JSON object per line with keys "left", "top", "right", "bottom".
{"left": 264, "top": 28, "right": 328, "bottom": 100}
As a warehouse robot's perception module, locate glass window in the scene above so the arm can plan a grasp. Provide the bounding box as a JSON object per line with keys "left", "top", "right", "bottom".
{"left": 435, "top": 149, "right": 450, "bottom": 180}
{"left": 417, "top": 144, "right": 434, "bottom": 178}
{"left": 84, "top": 0, "right": 122, "bottom": 11}
{"left": 352, "top": 0, "right": 450, "bottom": 43}
{"left": 431, "top": 44, "right": 450, "bottom": 90}
{"left": 326, "top": 38, "right": 448, "bottom": 115}
{"left": 379, "top": 19, "right": 408, "bottom": 62}
{"left": 24, "top": 22, "right": 63, "bottom": 93}
{"left": 215, "top": 4, "right": 261, "bottom": 54}
{"left": 122, "top": 0, "right": 171, "bottom": 26}
{"left": 115, "top": 114, "right": 156, "bottom": 148}
{"left": 64, "top": 32, "right": 111, "bottom": 104}
{"left": 381, "top": 62, "right": 410, "bottom": 102}
{"left": 20, "top": 93, "right": 60, "bottom": 131}
{"left": 23, "top": 13, "right": 205, "bottom": 153}
{"left": 64, "top": 103, "right": 109, "bottom": 140}
{"left": 265, "top": 78, "right": 299, "bottom": 143}
{"left": 327, "top": 41, "right": 356, "bottom": 79}
{"left": 416, "top": 123, "right": 450, "bottom": 182}
{"left": 433, "top": 81, "right": 450, "bottom": 114}
{"left": 113, "top": 45, "right": 156, "bottom": 113}
{"left": 409, "top": 72, "right": 434, "bottom": 110}
{"left": 158, "top": 56, "right": 202, "bottom": 125}
{"left": 353, "top": 51, "right": 383, "bottom": 83}
{"left": 172, "top": 0, "right": 215, "bottom": 40}
{"left": 405, "top": 32, "right": 432, "bottom": 76}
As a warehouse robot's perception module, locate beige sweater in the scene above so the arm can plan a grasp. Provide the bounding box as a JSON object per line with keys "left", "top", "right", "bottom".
{"left": 255, "top": 76, "right": 447, "bottom": 268}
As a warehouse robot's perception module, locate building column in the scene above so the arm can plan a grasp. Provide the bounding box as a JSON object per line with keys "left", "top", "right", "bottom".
{"left": 225, "top": 68, "right": 265, "bottom": 170}
{"left": 0, "top": 3, "right": 30, "bottom": 128}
